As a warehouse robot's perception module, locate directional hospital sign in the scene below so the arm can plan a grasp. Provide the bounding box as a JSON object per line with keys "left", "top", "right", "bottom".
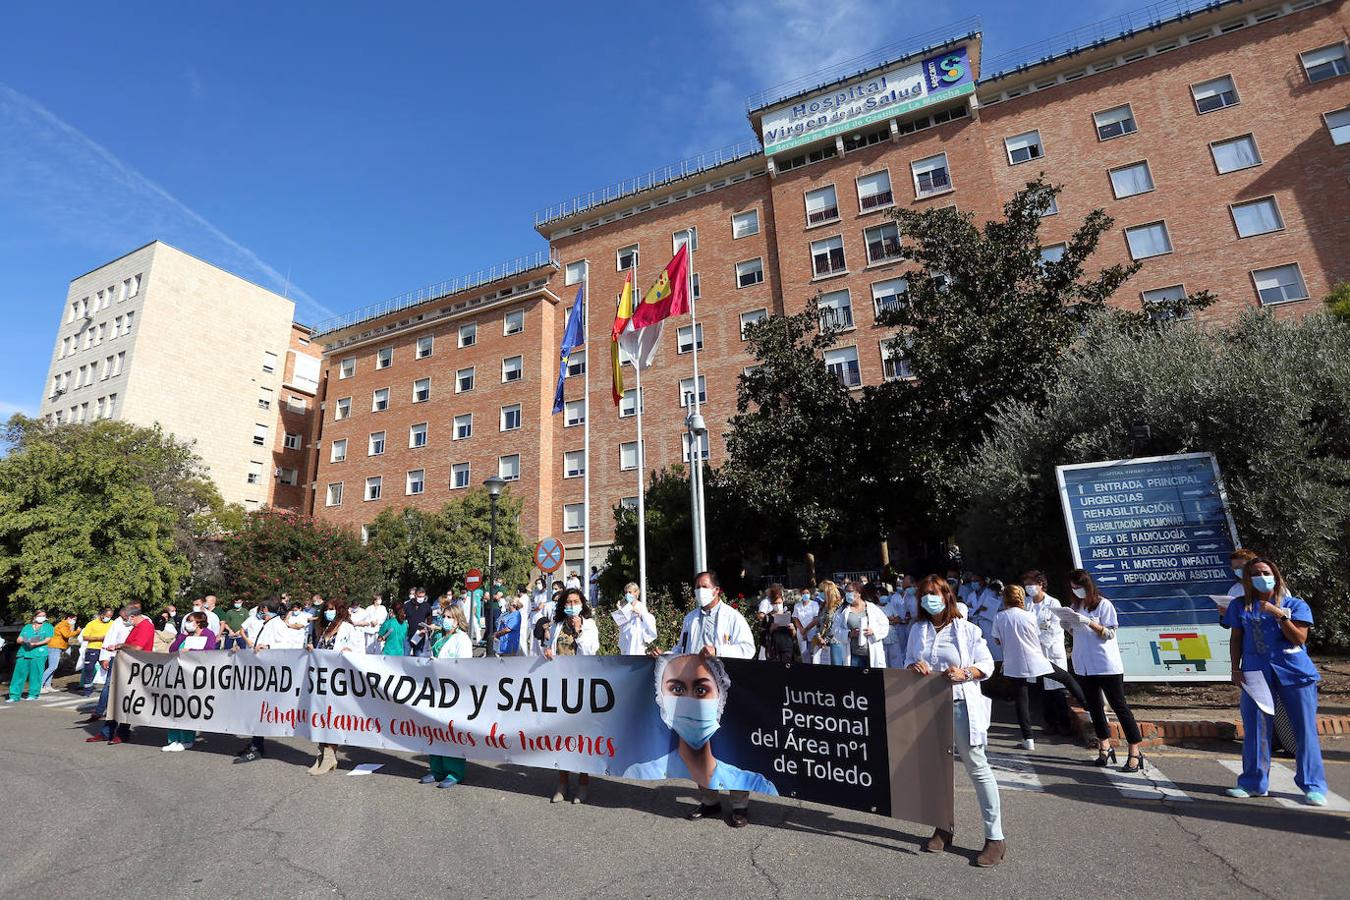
{"left": 1055, "top": 453, "right": 1239, "bottom": 682}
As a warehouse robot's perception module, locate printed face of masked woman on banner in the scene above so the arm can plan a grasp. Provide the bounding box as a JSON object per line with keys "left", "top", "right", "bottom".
{"left": 622, "top": 654, "right": 778, "bottom": 795}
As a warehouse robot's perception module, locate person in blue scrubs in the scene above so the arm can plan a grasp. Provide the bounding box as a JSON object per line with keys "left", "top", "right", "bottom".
{"left": 1223, "top": 557, "right": 1327, "bottom": 806}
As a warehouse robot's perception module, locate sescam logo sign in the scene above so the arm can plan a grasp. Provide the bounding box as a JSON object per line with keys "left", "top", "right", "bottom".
{"left": 760, "top": 45, "right": 974, "bottom": 156}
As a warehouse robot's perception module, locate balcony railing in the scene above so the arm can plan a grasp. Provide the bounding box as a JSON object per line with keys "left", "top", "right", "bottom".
{"left": 820, "top": 306, "right": 855, "bottom": 330}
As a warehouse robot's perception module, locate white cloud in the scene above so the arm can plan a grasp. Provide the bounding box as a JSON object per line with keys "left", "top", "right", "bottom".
{"left": 0, "top": 82, "right": 333, "bottom": 322}
{"left": 0, "top": 400, "right": 34, "bottom": 418}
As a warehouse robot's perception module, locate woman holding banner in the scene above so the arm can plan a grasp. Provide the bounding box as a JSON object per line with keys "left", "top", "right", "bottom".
{"left": 905, "top": 575, "right": 1005, "bottom": 867}
{"left": 421, "top": 607, "right": 473, "bottom": 789}
{"left": 163, "top": 611, "right": 218, "bottom": 752}
{"left": 309, "top": 599, "right": 361, "bottom": 775}
{"left": 543, "top": 588, "right": 599, "bottom": 803}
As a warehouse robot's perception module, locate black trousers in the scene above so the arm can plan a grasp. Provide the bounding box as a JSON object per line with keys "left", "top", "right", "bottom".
{"left": 1079, "top": 673, "right": 1143, "bottom": 745}
{"left": 1011, "top": 663, "right": 1086, "bottom": 739}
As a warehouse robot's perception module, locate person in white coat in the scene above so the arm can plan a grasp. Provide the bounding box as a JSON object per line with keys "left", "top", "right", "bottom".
{"left": 1021, "top": 569, "right": 1071, "bottom": 734}
{"left": 543, "top": 588, "right": 600, "bottom": 803}
{"left": 833, "top": 582, "right": 890, "bottom": 668}
{"left": 965, "top": 576, "right": 1001, "bottom": 668}
{"left": 905, "top": 575, "right": 1006, "bottom": 868}
{"left": 613, "top": 582, "right": 658, "bottom": 655}
{"left": 881, "top": 577, "right": 915, "bottom": 669}
{"left": 351, "top": 594, "right": 387, "bottom": 654}
{"left": 649, "top": 571, "right": 757, "bottom": 827}
{"left": 792, "top": 588, "right": 821, "bottom": 664}
{"left": 309, "top": 599, "right": 362, "bottom": 775}
{"left": 994, "top": 585, "right": 1086, "bottom": 750}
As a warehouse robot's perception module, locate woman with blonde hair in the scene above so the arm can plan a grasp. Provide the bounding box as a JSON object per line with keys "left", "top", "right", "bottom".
{"left": 810, "top": 581, "right": 846, "bottom": 666}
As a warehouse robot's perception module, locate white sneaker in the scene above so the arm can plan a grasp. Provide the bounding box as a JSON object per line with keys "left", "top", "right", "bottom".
{"left": 162, "top": 742, "right": 185, "bottom": 752}
{"left": 419, "top": 774, "right": 439, "bottom": 784}
{"left": 1020, "top": 739, "right": 1035, "bottom": 751}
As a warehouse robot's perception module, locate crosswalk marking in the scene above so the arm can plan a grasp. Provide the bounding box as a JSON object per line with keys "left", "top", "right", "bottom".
{"left": 987, "top": 753, "right": 1045, "bottom": 793}
{"left": 1219, "top": 760, "right": 1350, "bottom": 812}
{"left": 42, "top": 697, "right": 89, "bottom": 709}
{"left": 1102, "top": 759, "right": 1192, "bottom": 802}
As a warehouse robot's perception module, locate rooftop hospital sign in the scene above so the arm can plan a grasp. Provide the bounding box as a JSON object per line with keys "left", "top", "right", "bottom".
{"left": 758, "top": 45, "right": 975, "bottom": 156}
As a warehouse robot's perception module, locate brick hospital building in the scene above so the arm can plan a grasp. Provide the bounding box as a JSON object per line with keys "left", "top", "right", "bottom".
{"left": 43, "top": 0, "right": 1350, "bottom": 572}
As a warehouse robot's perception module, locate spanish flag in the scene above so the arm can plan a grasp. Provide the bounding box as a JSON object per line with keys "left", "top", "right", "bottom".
{"left": 610, "top": 271, "right": 666, "bottom": 406}
{"left": 630, "top": 244, "right": 690, "bottom": 330}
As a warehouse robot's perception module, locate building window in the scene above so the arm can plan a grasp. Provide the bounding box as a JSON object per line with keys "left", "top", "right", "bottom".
{"left": 330, "top": 439, "right": 347, "bottom": 463}
{"left": 881, "top": 338, "right": 913, "bottom": 381}
{"left": 412, "top": 377, "right": 430, "bottom": 403}
{"left": 1191, "top": 75, "right": 1239, "bottom": 114}
{"left": 257, "top": 387, "right": 273, "bottom": 410}
{"left": 1005, "top": 130, "right": 1043, "bottom": 165}
{"left": 326, "top": 483, "right": 343, "bottom": 506}
{"left": 376, "top": 348, "right": 392, "bottom": 369}
{"left": 843, "top": 126, "right": 889, "bottom": 151}
{"left": 416, "top": 335, "right": 434, "bottom": 359}
{"left": 1252, "top": 264, "right": 1308, "bottom": 305}
{"left": 620, "top": 497, "right": 639, "bottom": 511}
{"left": 911, "top": 153, "right": 950, "bottom": 197}
{"left": 451, "top": 463, "right": 470, "bottom": 489}
{"left": 456, "top": 367, "right": 475, "bottom": 393}
{"left": 1211, "top": 135, "right": 1261, "bottom": 174}
{"left": 679, "top": 375, "right": 707, "bottom": 408}
{"left": 453, "top": 414, "right": 472, "bottom": 440}
{"left": 278, "top": 468, "right": 298, "bottom": 486}
{"left": 736, "top": 258, "right": 764, "bottom": 288}
{"left": 335, "top": 397, "right": 351, "bottom": 420}
{"left": 856, "top": 170, "right": 894, "bottom": 210}
{"left": 810, "top": 235, "right": 846, "bottom": 277}
{"left": 674, "top": 227, "right": 698, "bottom": 253}
{"left": 563, "top": 502, "right": 585, "bottom": 532}
{"left": 409, "top": 422, "right": 428, "bottom": 448}
{"left": 501, "top": 355, "right": 523, "bottom": 382}
{"left": 564, "top": 398, "right": 586, "bottom": 427}
{"left": 458, "top": 322, "right": 477, "bottom": 348}
{"left": 501, "top": 403, "right": 522, "bottom": 431}
{"left": 127, "top": 274, "right": 141, "bottom": 298}
{"left": 339, "top": 358, "right": 355, "bottom": 379}
{"left": 372, "top": 388, "right": 389, "bottom": 412}
{"left": 824, "top": 346, "right": 861, "bottom": 388}
{"left": 364, "top": 476, "right": 382, "bottom": 501}
{"left": 1093, "top": 104, "right": 1137, "bottom": 140}
{"left": 1040, "top": 243, "right": 1068, "bottom": 265}
{"left": 819, "top": 289, "right": 854, "bottom": 331}
{"left": 566, "top": 350, "right": 586, "bottom": 378}
{"left": 676, "top": 324, "right": 704, "bottom": 354}
{"left": 864, "top": 223, "right": 902, "bottom": 264}
{"left": 499, "top": 454, "right": 520, "bottom": 481}
{"left": 776, "top": 143, "right": 838, "bottom": 172}
{"left": 565, "top": 260, "right": 586, "bottom": 285}
{"left": 1301, "top": 43, "right": 1348, "bottom": 83}
{"left": 1124, "top": 222, "right": 1173, "bottom": 260}
{"left": 872, "top": 277, "right": 908, "bottom": 316}
{"left": 1141, "top": 285, "right": 1191, "bottom": 321}
{"left": 504, "top": 309, "right": 525, "bottom": 335}
{"left": 406, "top": 469, "right": 425, "bottom": 496}
{"left": 619, "top": 441, "right": 641, "bottom": 471}
{"left": 563, "top": 450, "right": 585, "bottom": 479}
{"left": 739, "top": 308, "right": 767, "bottom": 340}
{"left": 284, "top": 432, "right": 301, "bottom": 451}
{"left": 732, "top": 209, "right": 759, "bottom": 239}
{"left": 1231, "top": 197, "right": 1284, "bottom": 238}
{"left": 618, "top": 388, "right": 643, "bottom": 418}
{"left": 682, "top": 432, "right": 710, "bottom": 462}
{"left": 617, "top": 244, "right": 639, "bottom": 271}
{"left": 262, "top": 351, "right": 277, "bottom": 374}
{"left": 252, "top": 423, "right": 268, "bottom": 446}
{"left": 1109, "top": 161, "right": 1155, "bottom": 198}
{"left": 368, "top": 431, "right": 386, "bottom": 456}
{"left": 805, "top": 185, "right": 839, "bottom": 225}
{"left": 1325, "top": 108, "right": 1350, "bottom": 145}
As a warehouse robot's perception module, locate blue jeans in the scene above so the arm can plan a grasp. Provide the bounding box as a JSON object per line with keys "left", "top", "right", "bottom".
{"left": 221, "top": 636, "right": 247, "bottom": 650}
{"left": 1238, "top": 669, "right": 1326, "bottom": 795}
{"left": 829, "top": 644, "right": 847, "bottom": 666}
{"left": 42, "top": 647, "right": 62, "bottom": 688}
{"left": 94, "top": 664, "right": 113, "bottom": 717}
{"left": 80, "top": 649, "right": 101, "bottom": 692}
{"left": 955, "top": 698, "right": 1003, "bottom": 841}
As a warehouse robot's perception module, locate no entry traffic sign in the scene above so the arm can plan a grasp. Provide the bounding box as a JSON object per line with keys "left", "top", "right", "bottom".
{"left": 464, "top": 568, "right": 483, "bottom": 590}
{"left": 534, "top": 537, "right": 564, "bottom": 574}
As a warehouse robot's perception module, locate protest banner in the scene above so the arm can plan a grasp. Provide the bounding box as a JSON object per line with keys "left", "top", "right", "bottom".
{"left": 109, "top": 650, "right": 954, "bottom": 828}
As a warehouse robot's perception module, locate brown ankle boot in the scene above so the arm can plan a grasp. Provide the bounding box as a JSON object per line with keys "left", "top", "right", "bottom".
{"left": 923, "top": 828, "right": 953, "bottom": 852}
{"left": 976, "top": 839, "right": 1006, "bottom": 867}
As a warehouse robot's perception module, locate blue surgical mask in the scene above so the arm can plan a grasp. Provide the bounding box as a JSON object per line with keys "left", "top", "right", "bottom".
{"left": 661, "top": 695, "right": 720, "bottom": 749}
{"left": 1251, "top": 574, "right": 1276, "bottom": 593}
{"left": 1232, "top": 568, "right": 1245, "bottom": 580}
{"left": 563, "top": 605, "right": 581, "bottom": 617}
{"left": 921, "top": 594, "right": 944, "bottom": 615}
{"left": 324, "top": 610, "right": 336, "bottom": 622}
{"left": 845, "top": 591, "right": 858, "bottom": 603}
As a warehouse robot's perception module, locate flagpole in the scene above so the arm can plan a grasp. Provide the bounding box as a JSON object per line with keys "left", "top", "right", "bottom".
{"left": 582, "top": 264, "right": 592, "bottom": 596}
{"left": 685, "top": 239, "right": 708, "bottom": 572}
{"left": 633, "top": 294, "right": 649, "bottom": 607}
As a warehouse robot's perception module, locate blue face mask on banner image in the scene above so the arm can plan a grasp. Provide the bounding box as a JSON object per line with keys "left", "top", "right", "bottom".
{"left": 661, "top": 695, "right": 720, "bottom": 749}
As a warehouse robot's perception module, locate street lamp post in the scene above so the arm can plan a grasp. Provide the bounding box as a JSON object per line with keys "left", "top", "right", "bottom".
{"left": 483, "top": 475, "right": 506, "bottom": 657}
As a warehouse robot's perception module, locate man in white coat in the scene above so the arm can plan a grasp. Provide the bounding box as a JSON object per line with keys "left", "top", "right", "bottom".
{"left": 613, "top": 582, "right": 658, "bottom": 655}
{"left": 792, "top": 588, "right": 820, "bottom": 664}
{"left": 650, "top": 571, "right": 756, "bottom": 827}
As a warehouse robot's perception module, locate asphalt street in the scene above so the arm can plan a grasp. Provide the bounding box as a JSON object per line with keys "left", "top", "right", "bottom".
{"left": 2, "top": 689, "right": 1347, "bottom": 899}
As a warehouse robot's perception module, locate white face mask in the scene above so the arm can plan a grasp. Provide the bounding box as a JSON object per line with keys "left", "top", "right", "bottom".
{"left": 34, "top": 615, "right": 47, "bottom": 624}
{"left": 694, "top": 587, "right": 715, "bottom": 608}
{"left": 183, "top": 621, "right": 198, "bottom": 633}
{"left": 1024, "top": 584, "right": 1041, "bottom": 600}
{"left": 1071, "top": 587, "right": 1087, "bottom": 599}
{"left": 773, "top": 603, "right": 784, "bottom": 613}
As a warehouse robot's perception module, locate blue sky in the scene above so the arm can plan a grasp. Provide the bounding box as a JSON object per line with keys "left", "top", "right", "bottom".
{"left": 0, "top": 0, "right": 1143, "bottom": 416}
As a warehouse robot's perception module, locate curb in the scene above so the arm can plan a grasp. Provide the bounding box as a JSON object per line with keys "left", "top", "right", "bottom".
{"left": 1070, "top": 707, "right": 1350, "bottom": 747}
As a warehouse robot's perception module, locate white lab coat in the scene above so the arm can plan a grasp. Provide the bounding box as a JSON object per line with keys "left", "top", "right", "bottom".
{"left": 548, "top": 618, "right": 600, "bottom": 655}
{"left": 612, "top": 601, "right": 657, "bottom": 655}
{"left": 437, "top": 630, "right": 472, "bottom": 659}
{"left": 1029, "top": 594, "right": 1067, "bottom": 689}
{"left": 881, "top": 592, "right": 914, "bottom": 668}
{"left": 905, "top": 618, "right": 995, "bottom": 747}
{"left": 352, "top": 603, "right": 388, "bottom": 654}
{"left": 993, "top": 607, "right": 1052, "bottom": 679}
{"left": 672, "top": 603, "right": 756, "bottom": 659}
{"left": 831, "top": 602, "right": 891, "bottom": 667}
{"left": 318, "top": 621, "right": 362, "bottom": 654}
{"left": 793, "top": 598, "right": 821, "bottom": 663}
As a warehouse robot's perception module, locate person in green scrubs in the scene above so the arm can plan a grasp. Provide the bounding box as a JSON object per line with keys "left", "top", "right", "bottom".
{"left": 8, "top": 610, "right": 54, "bottom": 701}
{"left": 378, "top": 601, "right": 409, "bottom": 656}
{"left": 422, "top": 607, "right": 472, "bottom": 788}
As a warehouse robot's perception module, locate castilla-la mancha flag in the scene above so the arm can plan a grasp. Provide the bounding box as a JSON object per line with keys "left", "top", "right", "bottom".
{"left": 630, "top": 244, "right": 690, "bottom": 330}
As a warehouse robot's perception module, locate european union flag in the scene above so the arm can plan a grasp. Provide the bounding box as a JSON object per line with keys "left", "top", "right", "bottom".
{"left": 552, "top": 284, "right": 586, "bottom": 414}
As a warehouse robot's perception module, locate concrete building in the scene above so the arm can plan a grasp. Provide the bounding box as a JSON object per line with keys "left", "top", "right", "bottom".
{"left": 38, "top": 241, "right": 321, "bottom": 511}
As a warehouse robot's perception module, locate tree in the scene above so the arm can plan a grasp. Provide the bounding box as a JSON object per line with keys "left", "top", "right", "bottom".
{"left": 958, "top": 311, "right": 1350, "bottom": 646}
{"left": 222, "top": 507, "right": 382, "bottom": 605}
{"left": 0, "top": 416, "right": 222, "bottom": 619}
{"left": 1324, "top": 280, "right": 1350, "bottom": 324}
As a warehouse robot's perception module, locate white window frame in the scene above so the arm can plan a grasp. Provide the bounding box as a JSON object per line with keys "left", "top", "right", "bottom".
{"left": 1108, "top": 160, "right": 1155, "bottom": 199}
{"left": 339, "top": 358, "right": 355, "bottom": 379}
{"left": 458, "top": 322, "right": 477, "bottom": 348}
{"left": 681, "top": 432, "right": 710, "bottom": 463}
{"left": 501, "top": 403, "right": 522, "bottom": 432}
{"left": 453, "top": 414, "right": 472, "bottom": 441}
{"left": 810, "top": 235, "right": 847, "bottom": 277}
{"left": 863, "top": 222, "right": 903, "bottom": 264}
{"left": 871, "top": 277, "right": 908, "bottom": 316}
{"left": 450, "top": 463, "right": 470, "bottom": 490}
{"left": 563, "top": 502, "right": 585, "bottom": 532}
{"left": 564, "top": 260, "right": 586, "bottom": 285}
{"left": 376, "top": 347, "right": 392, "bottom": 369}
{"left": 563, "top": 450, "right": 586, "bottom": 479}
{"left": 1004, "top": 130, "right": 1043, "bottom": 165}
{"left": 1209, "top": 133, "right": 1262, "bottom": 174}
{"left": 736, "top": 258, "right": 764, "bottom": 289}
{"left": 334, "top": 397, "right": 351, "bottom": 420}
{"left": 739, "top": 308, "right": 767, "bottom": 340}
{"left": 1093, "top": 104, "right": 1137, "bottom": 141}
{"left": 911, "top": 153, "right": 951, "bottom": 197}
{"left": 818, "top": 289, "right": 854, "bottom": 331}
{"left": 498, "top": 454, "right": 521, "bottom": 482}
{"left": 1324, "top": 108, "right": 1350, "bottom": 146}
{"left": 283, "top": 432, "right": 301, "bottom": 451}
{"left": 1300, "top": 42, "right": 1349, "bottom": 83}
{"left": 1251, "top": 263, "right": 1309, "bottom": 306}
{"left": 563, "top": 399, "right": 586, "bottom": 427}
{"left": 501, "top": 355, "right": 523, "bottom": 383}
{"left": 405, "top": 469, "right": 425, "bottom": 496}
{"left": 1124, "top": 222, "right": 1173, "bottom": 260}
{"left": 325, "top": 482, "right": 344, "bottom": 507}
{"left": 673, "top": 227, "right": 698, "bottom": 253}
{"left": 856, "top": 169, "right": 894, "bottom": 211}
{"left": 330, "top": 438, "right": 347, "bottom": 463}
{"left": 364, "top": 476, "right": 382, "bottom": 501}
{"left": 1141, "top": 284, "right": 1191, "bottom": 321}
{"left": 619, "top": 440, "right": 641, "bottom": 471}
{"left": 409, "top": 422, "right": 428, "bottom": 449}
{"left": 732, "top": 209, "right": 759, "bottom": 239}
{"left": 617, "top": 244, "right": 639, "bottom": 271}
{"left": 372, "top": 387, "right": 390, "bottom": 412}
{"left": 824, "top": 346, "right": 862, "bottom": 388}
{"left": 252, "top": 423, "right": 268, "bottom": 447}
{"left": 618, "top": 388, "right": 643, "bottom": 418}
{"left": 679, "top": 375, "right": 707, "bottom": 408}
{"left": 676, "top": 324, "right": 704, "bottom": 355}
{"left": 416, "top": 335, "right": 434, "bottom": 359}
{"left": 262, "top": 351, "right": 278, "bottom": 374}
{"left": 880, "top": 338, "right": 913, "bottom": 381}
{"left": 566, "top": 350, "right": 586, "bottom": 378}
{"left": 1230, "top": 196, "right": 1284, "bottom": 239}
{"left": 368, "top": 431, "right": 386, "bottom": 456}
{"left": 412, "top": 377, "right": 430, "bottom": 403}
{"left": 504, "top": 309, "right": 525, "bottom": 335}
{"left": 804, "top": 185, "right": 839, "bottom": 225}
{"left": 1191, "top": 75, "right": 1240, "bottom": 114}
{"left": 456, "top": 367, "right": 475, "bottom": 393}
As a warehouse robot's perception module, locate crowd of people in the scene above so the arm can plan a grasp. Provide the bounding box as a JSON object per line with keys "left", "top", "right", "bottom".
{"left": 3, "top": 547, "right": 1328, "bottom": 867}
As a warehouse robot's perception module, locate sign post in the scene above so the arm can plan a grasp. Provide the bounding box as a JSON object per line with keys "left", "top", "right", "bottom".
{"left": 1055, "top": 452, "right": 1239, "bottom": 682}
{"left": 533, "top": 537, "right": 564, "bottom": 575}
